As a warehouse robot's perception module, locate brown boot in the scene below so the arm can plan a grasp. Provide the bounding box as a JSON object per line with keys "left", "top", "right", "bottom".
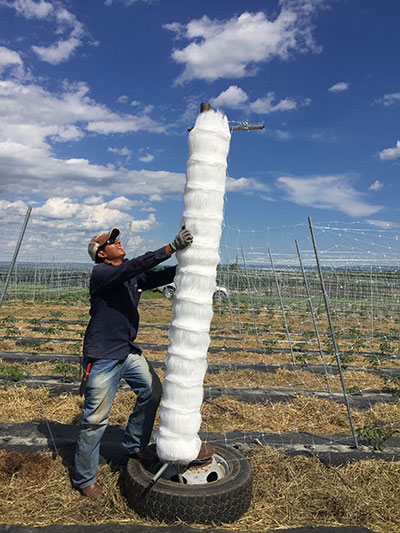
{"left": 130, "top": 446, "right": 159, "bottom": 464}
{"left": 80, "top": 482, "right": 104, "bottom": 499}
{"left": 189, "top": 442, "right": 215, "bottom": 466}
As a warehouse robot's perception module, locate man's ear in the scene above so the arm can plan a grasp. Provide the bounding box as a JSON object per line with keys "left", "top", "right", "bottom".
{"left": 97, "top": 249, "right": 107, "bottom": 260}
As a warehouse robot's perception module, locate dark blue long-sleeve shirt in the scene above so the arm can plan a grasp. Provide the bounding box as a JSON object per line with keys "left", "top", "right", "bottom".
{"left": 83, "top": 247, "right": 176, "bottom": 360}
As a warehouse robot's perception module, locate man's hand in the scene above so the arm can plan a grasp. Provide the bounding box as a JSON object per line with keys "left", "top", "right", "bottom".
{"left": 170, "top": 226, "right": 193, "bottom": 251}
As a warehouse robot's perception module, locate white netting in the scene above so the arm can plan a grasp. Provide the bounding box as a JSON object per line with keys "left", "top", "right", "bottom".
{"left": 157, "top": 109, "right": 231, "bottom": 463}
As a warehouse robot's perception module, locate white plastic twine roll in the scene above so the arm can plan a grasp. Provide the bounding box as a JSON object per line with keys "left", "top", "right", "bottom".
{"left": 156, "top": 109, "right": 231, "bottom": 463}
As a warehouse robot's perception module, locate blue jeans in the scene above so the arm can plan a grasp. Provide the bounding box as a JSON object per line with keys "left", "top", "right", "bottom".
{"left": 73, "top": 353, "right": 162, "bottom": 489}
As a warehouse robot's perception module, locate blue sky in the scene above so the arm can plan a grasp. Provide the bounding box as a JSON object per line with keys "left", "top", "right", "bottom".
{"left": 1, "top": 0, "right": 400, "bottom": 263}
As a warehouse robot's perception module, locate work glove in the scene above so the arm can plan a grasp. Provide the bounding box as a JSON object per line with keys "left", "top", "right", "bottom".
{"left": 170, "top": 226, "right": 193, "bottom": 251}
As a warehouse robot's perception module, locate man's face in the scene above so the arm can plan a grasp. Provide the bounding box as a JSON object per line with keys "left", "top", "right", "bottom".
{"left": 98, "top": 239, "right": 126, "bottom": 263}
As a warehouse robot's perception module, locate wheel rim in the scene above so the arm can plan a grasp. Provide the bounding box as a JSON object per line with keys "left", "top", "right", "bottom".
{"left": 153, "top": 453, "right": 230, "bottom": 485}
{"left": 164, "top": 288, "right": 174, "bottom": 299}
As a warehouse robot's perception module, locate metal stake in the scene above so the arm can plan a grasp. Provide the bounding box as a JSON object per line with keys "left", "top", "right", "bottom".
{"left": 0, "top": 207, "right": 32, "bottom": 309}
{"left": 151, "top": 462, "right": 170, "bottom": 484}
{"left": 308, "top": 217, "right": 359, "bottom": 448}
{"left": 295, "top": 240, "right": 332, "bottom": 393}
{"left": 268, "top": 248, "right": 296, "bottom": 367}
{"left": 370, "top": 266, "right": 374, "bottom": 340}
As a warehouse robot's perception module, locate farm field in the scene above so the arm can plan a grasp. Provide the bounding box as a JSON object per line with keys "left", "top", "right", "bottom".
{"left": 0, "top": 292, "right": 400, "bottom": 531}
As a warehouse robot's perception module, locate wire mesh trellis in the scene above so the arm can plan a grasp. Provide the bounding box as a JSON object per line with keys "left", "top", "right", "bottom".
{"left": 1, "top": 215, "right": 400, "bottom": 456}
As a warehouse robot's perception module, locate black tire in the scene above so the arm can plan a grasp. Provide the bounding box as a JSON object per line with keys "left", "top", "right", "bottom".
{"left": 213, "top": 290, "right": 227, "bottom": 302}
{"left": 125, "top": 445, "right": 252, "bottom": 525}
{"left": 163, "top": 286, "right": 175, "bottom": 299}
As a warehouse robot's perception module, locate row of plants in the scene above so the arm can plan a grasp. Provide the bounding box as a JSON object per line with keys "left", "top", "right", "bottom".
{"left": 0, "top": 359, "right": 79, "bottom": 383}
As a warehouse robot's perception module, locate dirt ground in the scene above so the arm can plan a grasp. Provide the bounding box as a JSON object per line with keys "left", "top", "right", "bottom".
{"left": 0, "top": 447, "right": 399, "bottom": 532}
{"left": 0, "top": 298, "right": 400, "bottom": 531}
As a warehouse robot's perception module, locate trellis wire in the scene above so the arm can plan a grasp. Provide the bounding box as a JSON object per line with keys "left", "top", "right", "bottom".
{"left": 240, "top": 245, "right": 260, "bottom": 348}
{"left": 268, "top": 247, "right": 296, "bottom": 368}
{"left": 3, "top": 216, "right": 400, "bottom": 455}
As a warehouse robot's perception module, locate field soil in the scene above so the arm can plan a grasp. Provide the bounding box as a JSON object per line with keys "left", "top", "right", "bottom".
{"left": 0, "top": 297, "right": 399, "bottom": 531}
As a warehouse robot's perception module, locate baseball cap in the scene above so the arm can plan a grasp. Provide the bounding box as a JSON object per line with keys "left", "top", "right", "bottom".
{"left": 88, "top": 228, "right": 120, "bottom": 261}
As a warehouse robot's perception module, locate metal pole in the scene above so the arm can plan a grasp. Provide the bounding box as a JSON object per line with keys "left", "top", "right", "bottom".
{"left": 370, "top": 266, "right": 374, "bottom": 340}
{"left": 295, "top": 240, "right": 332, "bottom": 393}
{"left": 240, "top": 245, "right": 260, "bottom": 348}
{"left": 151, "top": 462, "right": 170, "bottom": 484}
{"left": 188, "top": 113, "right": 264, "bottom": 132}
{"left": 268, "top": 248, "right": 296, "bottom": 367}
{"left": 0, "top": 207, "right": 32, "bottom": 309}
{"left": 230, "top": 124, "right": 265, "bottom": 131}
{"left": 308, "top": 217, "right": 359, "bottom": 448}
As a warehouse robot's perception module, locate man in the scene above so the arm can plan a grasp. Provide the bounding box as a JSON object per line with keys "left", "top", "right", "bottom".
{"left": 73, "top": 226, "right": 193, "bottom": 498}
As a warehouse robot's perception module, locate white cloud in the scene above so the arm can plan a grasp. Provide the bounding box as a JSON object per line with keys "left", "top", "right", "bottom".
{"left": 3, "top": 0, "right": 85, "bottom": 64}
{"left": 375, "top": 92, "right": 400, "bottom": 106}
{"left": 83, "top": 195, "right": 104, "bottom": 205}
{"left": 108, "top": 146, "right": 132, "bottom": 159}
{"left": 165, "top": 8, "right": 321, "bottom": 84}
{"left": 379, "top": 140, "right": 400, "bottom": 161}
{"left": 34, "top": 197, "right": 80, "bottom": 219}
{"left": 328, "top": 82, "right": 350, "bottom": 93}
{"left": 279, "top": 0, "right": 329, "bottom": 12}
{"left": 139, "top": 153, "right": 155, "bottom": 163}
{"left": 0, "top": 46, "right": 24, "bottom": 76}
{"left": 211, "top": 86, "right": 309, "bottom": 115}
{"left": 149, "top": 194, "right": 162, "bottom": 202}
{"left": 105, "top": 0, "right": 153, "bottom": 5}
{"left": 369, "top": 180, "right": 383, "bottom": 191}
{"left": 366, "top": 219, "right": 399, "bottom": 229}
{"left": 4, "top": 0, "right": 53, "bottom": 19}
{"left": 276, "top": 175, "right": 382, "bottom": 217}
{"left": 31, "top": 6, "right": 85, "bottom": 65}
{"left": 0, "top": 196, "right": 160, "bottom": 261}
{"left": 250, "top": 91, "right": 299, "bottom": 114}
{"left": 211, "top": 86, "right": 249, "bottom": 108}
{"left": 226, "top": 177, "right": 249, "bottom": 192}
{"left": 107, "top": 196, "right": 136, "bottom": 210}
{"left": 226, "top": 176, "right": 271, "bottom": 194}
{"left": 130, "top": 212, "right": 156, "bottom": 231}
{"left": 0, "top": 198, "right": 30, "bottom": 221}
{"left": 0, "top": 79, "right": 165, "bottom": 152}
{"left": 32, "top": 36, "right": 82, "bottom": 65}
{"left": 274, "top": 129, "right": 292, "bottom": 140}
{"left": 0, "top": 196, "right": 159, "bottom": 240}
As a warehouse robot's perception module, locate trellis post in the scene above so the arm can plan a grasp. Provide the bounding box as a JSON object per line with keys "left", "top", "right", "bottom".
{"left": 0, "top": 207, "right": 32, "bottom": 309}
{"left": 308, "top": 217, "right": 359, "bottom": 448}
